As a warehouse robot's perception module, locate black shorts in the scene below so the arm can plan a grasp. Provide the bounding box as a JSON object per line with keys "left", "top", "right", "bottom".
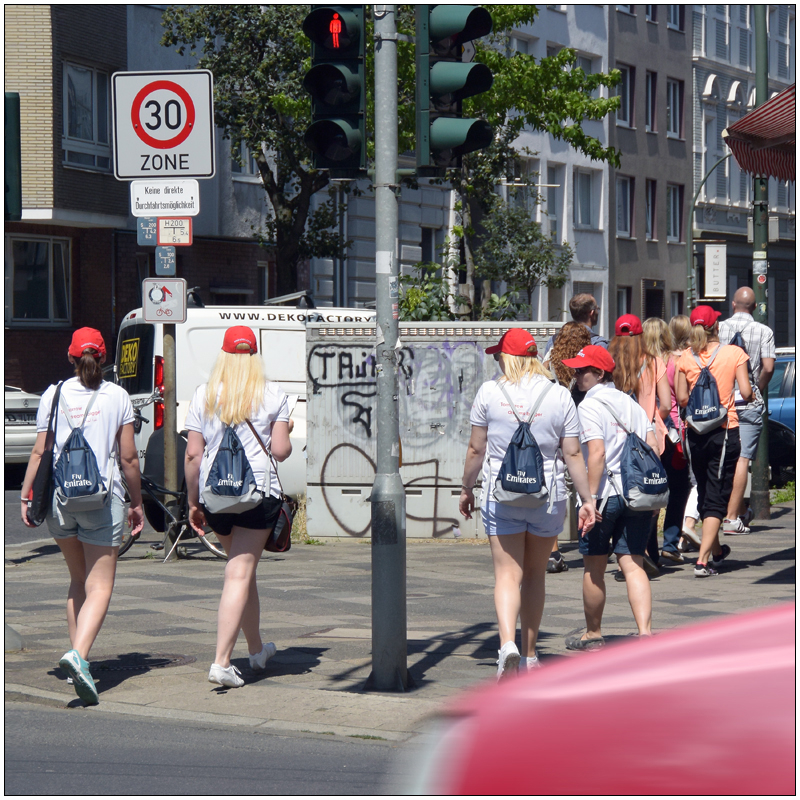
{"left": 201, "top": 495, "right": 282, "bottom": 536}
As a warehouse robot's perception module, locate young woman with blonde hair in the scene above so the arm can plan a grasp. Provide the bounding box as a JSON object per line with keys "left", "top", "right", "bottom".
{"left": 675, "top": 307, "right": 752, "bottom": 577}
{"left": 459, "top": 328, "right": 595, "bottom": 679}
{"left": 185, "top": 326, "right": 292, "bottom": 687}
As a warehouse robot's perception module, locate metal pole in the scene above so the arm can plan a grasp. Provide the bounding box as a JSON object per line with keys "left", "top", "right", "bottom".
{"left": 686, "top": 153, "right": 732, "bottom": 308}
{"left": 750, "top": 4, "right": 770, "bottom": 519}
{"left": 162, "top": 324, "right": 180, "bottom": 559}
{"left": 367, "top": 3, "right": 408, "bottom": 692}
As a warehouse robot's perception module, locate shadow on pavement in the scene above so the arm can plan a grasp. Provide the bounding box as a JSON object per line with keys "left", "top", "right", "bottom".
{"left": 5, "top": 544, "right": 61, "bottom": 565}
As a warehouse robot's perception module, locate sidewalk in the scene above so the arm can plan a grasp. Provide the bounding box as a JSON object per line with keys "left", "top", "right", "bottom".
{"left": 5, "top": 501, "right": 795, "bottom": 741}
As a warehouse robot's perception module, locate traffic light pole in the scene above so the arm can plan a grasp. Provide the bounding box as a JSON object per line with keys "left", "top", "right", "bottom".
{"left": 750, "top": 5, "right": 770, "bottom": 520}
{"left": 366, "top": 3, "right": 408, "bottom": 693}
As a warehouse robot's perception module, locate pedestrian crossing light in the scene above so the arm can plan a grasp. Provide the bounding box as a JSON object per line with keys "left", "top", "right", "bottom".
{"left": 302, "top": 5, "right": 366, "bottom": 177}
{"left": 415, "top": 5, "right": 494, "bottom": 173}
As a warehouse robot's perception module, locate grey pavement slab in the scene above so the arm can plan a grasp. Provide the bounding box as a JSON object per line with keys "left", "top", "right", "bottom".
{"left": 5, "top": 501, "right": 795, "bottom": 740}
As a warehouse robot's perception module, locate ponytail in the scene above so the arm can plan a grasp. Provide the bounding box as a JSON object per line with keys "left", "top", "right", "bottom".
{"left": 689, "top": 321, "right": 719, "bottom": 354}
{"left": 74, "top": 351, "right": 103, "bottom": 390}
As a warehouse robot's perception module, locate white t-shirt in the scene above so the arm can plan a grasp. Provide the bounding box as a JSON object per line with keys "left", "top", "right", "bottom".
{"left": 469, "top": 375, "right": 580, "bottom": 506}
{"left": 184, "top": 382, "right": 290, "bottom": 499}
{"left": 577, "top": 382, "right": 654, "bottom": 499}
{"left": 37, "top": 378, "right": 135, "bottom": 500}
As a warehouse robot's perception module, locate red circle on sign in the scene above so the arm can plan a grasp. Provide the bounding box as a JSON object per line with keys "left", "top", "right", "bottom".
{"left": 131, "top": 80, "right": 196, "bottom": 149}
{"left": 757, "top": 274, "right": 767, "bottom": 284}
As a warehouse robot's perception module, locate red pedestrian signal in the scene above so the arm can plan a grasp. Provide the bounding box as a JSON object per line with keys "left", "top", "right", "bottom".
{"left": 330, "top": 12, "right": 341, "bottom": 48}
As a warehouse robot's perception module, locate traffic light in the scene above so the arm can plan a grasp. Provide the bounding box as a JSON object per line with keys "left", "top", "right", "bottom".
{"left": 415, "top": 5, "right": 493, "bottom": 173}
{"left": 302, "top": 5, "right": 366, "bottom": 177}
{"left": 5, "top": 92, "right": 22, "bottom": 222}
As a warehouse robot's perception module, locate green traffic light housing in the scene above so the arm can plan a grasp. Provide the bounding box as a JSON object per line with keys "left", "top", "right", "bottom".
{"left": 302, "top": 5, "right": 366, "bottom": 175}
{"left": 416, "top": 5, "right": 494, "bottom": 173}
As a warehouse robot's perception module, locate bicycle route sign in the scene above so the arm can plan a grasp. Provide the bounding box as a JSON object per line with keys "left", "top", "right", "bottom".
{"left": 112, "top": 70, "right": 215, "bottom": 180}
{"left": 142, "top": 277, "right": 187, "bottom": 323}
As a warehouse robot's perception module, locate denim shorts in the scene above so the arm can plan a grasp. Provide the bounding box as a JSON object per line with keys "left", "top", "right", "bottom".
{"left": 47, "top": 494, "right": 125, "bottom": 547}
{"left": 481, "top": 499, "right": 567, "bottom": 537}
{"left": 736, "top": 405, "right": 764, "bottom": 460}
{"left": 578, "top": 495, "right": 650, "bottom": 557}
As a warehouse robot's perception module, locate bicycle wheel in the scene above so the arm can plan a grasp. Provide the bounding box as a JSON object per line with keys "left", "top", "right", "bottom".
{"left": 118, "top": 526, "right": 139, "bottom": 556}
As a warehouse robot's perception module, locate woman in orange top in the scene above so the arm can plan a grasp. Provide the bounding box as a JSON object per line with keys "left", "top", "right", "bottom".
{"left": 675, "top": 306, "right": 752, "bottom": 577}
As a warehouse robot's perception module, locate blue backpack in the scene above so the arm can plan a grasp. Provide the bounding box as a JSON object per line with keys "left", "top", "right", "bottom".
{"left": 685, "top": 347, "right": 727, "bottom": 433}
{"left": 53, "top": 390, "right": 109, "bottom": 511}
{"left": 200, "top": 424, "right": 266, "bottom": 514}
{"left": 492, "top": 381, "right": 555, "bottom": 509}
{"left": 595, "top": 398, "right": 669, "bottom": 511}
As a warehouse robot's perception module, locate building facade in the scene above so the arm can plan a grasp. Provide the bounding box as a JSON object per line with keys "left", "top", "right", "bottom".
{"left": 608, "top": 4, "right": 694, "bottom": 321}
{"left": 691, "top": 4, "right": 795, "bottom": 345}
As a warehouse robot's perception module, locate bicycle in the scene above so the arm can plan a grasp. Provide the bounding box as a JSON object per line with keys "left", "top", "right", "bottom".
{"left": 119, "top": 396, "right": 227, "bottom": 560}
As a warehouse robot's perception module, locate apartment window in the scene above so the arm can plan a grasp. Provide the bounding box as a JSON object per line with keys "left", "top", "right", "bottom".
{"left": 62, "top": 63, "right": 110, "bottom": 171}
{"left": 645, "top": 71, "right": 657, "bottom": 132}
{"left": 231, "top": 141, "right": 261, "bottom": 177}
{"left": 666, "top": 5, "right": 684, "bottom": 31}
{"left": 666, "top": 184, "right": 683, "bottom": 242}
{"left": 716, "top": 13, "right": 730, "bottom": 61}
{"left": 617, "top": 286, "right": 632, "bottom": 317}
{"left": 643, "top": 279, "right": 666, "bottom": 319}
{"left": 576, "top": 55, "right": 599, "bottom": 99}
{"left": 645, "top": 180, "right": 657, "bottom": 240}
{"left": 616, "top": 5, "right": 635, "bottom": 15}
{"left": 671, "top": 291, "right": 684, "bottom": 318}
{"left": 646, "top": 6, "right": 657, "bottom": 23}
{"left": 573, "top": 170, "right": 594, "bottom": 228}
{"left": 421, "top": 227, "right": 445, "bottom": 265}
{"left": 616, "top": 176, "right": 633, "bottom": 238}
{"left": 666, "top": 79, "right": 683, "bottom": 137}
{"left": 8, "top": 237, "right": 71, "bottom": 324}
{"left": 546, "top": 164, "right": 563, "bottom": 242}
{"left": 508, "top": 158, "right": 537, "bottom": 212}
{"left": 616, "top": 65, "right": 634, "bottom": 127}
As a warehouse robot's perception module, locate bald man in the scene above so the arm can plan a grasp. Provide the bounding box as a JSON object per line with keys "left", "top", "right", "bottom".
{"left": 718, "top": 287, "right": 775, "bottom": 534}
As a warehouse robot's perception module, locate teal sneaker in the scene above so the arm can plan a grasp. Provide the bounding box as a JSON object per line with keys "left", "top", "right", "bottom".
{"left": 59, "top": 649, "right": 99, "bottom": 705}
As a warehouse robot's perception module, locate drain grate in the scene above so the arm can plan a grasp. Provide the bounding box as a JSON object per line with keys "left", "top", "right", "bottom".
{"left": 93, "top": 653, "right": 196, "bottom": 672}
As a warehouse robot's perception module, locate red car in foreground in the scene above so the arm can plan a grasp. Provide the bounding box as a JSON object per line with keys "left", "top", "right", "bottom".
{"left": 411, "top": 603, "right": 795, "bottom": 795}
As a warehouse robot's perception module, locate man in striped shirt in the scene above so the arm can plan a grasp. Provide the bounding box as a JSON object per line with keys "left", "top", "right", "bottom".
{"left": 718, "top": 287, "right": 775, "bottom": 534}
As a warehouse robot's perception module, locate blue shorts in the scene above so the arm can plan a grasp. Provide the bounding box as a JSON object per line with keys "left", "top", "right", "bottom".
{"left": 579, "top": 495, "right": 650, "bottom": 557}
{"left": 47, "top": 494, "right": 125, "bottom": 548}
{"left": 481, "top": 499, "right": 567, "bottom": 537}
{"left": 736, "top": 405, "right": 764, "bottom": 460}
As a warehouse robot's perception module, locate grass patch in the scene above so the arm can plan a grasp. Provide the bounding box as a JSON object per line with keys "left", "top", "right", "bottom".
{"left": 348, "top": 734, "right": 386, "bottom": 741}
{"left": 771, "top": 481, "right": 795, "bottom": 504}
{"left": 290, "top": 494, "right": 323, "bottom": 544}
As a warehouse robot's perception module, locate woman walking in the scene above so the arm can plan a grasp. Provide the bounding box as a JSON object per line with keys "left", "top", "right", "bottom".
{"left": 184, "top": 326, "right": 292, "bottom": 687}
{"left": 21, "top": 328, "right": 144, "bottom": 705}
{"left": 560, "top": 346, "right": 656, "bottom": 647}
{"left": 459, "top": 328, "right": 595, "bottom": 679}
{"left": 675, "top": 307, "right": 752, "bottom": 577}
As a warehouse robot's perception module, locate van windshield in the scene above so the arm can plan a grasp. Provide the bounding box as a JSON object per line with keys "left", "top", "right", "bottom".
{"left": 117, "top": 323, "right": 155, "bottom": 396}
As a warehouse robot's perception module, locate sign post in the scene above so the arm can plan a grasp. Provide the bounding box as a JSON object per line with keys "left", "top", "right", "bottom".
{"left": 113, "top": 69, "right": 215, "bottom": 557}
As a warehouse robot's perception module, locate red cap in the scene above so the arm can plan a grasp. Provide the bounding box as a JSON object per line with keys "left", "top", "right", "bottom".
{"left": 68, "top": 327, "right": 106, "bottom": 358}
{"left": 221, "top": 326, "right": 258, "bottom": 354}
{"left": 614, "top": 314, "right": 643, "bottom": 336}
{"left": 485, "top": 328, "right": 538, "bottom": 357}
{"left": 690, "top": 305, "right": 722, "bottom": 330}
{"left": 562, "top": 345, "right": 616, "bottom": 373}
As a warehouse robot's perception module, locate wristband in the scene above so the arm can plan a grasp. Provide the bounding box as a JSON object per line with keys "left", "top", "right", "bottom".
{"left": 20, "top": 496, "right": 29, "bottom": 502}
{"left": 461, "top": 485, "right": 474, "bottom": 492}
{"left": 591, "top": 494, "right": 598, "bottom": 499}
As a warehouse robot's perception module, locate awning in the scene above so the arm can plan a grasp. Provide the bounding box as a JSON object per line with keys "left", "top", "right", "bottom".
{"left": 722, "top": 84, "right": 795, "bottom": 183}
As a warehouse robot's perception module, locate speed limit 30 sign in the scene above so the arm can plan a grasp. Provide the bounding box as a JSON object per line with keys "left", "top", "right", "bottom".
{"left": 112, "top": 70, "right": 215, "bottom": 180}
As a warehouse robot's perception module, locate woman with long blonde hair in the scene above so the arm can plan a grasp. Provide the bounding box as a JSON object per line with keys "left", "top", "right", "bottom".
{"left": 459, "top": 328, "right": 595, "bottom": 679}
{"left": 185, "top": 326, "right": 292, "bottom": 687}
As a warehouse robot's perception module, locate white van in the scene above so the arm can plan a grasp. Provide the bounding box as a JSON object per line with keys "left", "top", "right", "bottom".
{"left": 114, "top": 304, "right": 375, "bottom": 498}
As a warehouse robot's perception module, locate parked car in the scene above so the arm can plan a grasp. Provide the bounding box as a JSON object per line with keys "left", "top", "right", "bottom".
{"left": 768, "top": 348, "right": 795, "bottom": 486}
{"left": 4, "top": 386, "right": 40, "bottom": 464}
{"left": 409, "top": 603, "right": 795, "bottom": 795}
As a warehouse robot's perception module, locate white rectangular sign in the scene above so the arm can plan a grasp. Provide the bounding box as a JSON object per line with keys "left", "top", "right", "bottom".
{"left": 157, "top": 217, "right": 193, "bottom": 246}
{"left": 130, "top": 180, "right": 200, "bottom": 217}
{"left": 705, "top": 244, "right": 727, "bottom": 298}
{"left": 113, "top": 70, "right": 215, "bottom": 180}
{"left": 142, "top": 278, "right": 187, "bottom": 323}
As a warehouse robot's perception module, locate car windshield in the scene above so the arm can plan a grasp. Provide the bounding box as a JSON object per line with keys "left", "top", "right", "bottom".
{"left": 767, "top": 361, "right": 789, "bottom": 399}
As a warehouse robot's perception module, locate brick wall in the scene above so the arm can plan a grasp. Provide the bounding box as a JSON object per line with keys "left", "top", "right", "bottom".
{"left": 4, "top": 5, "right": 54, "bottom": 209}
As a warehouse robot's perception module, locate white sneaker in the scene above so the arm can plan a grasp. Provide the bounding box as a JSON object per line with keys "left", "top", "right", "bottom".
{"left": 681, "top": 525, "right": 702, "bottom": 547}
{"left": 208, "top": 663, "right": 244, "bottom": 688}
{"left": 249, "top": 642, "right": 277, "bottom": 671}
{"left": 522, "top": 655, "right": 541, "bottom": 671}
{"left": 496, "top": 641, "right": 520, "bottom": 681}
{"left": 722, "top": 517, "right": 751, "bottom": 535}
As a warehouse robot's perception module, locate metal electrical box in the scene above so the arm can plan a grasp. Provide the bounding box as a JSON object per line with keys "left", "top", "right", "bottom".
{"left": 305, "top": 321, "right": 565, "bottom": 539}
